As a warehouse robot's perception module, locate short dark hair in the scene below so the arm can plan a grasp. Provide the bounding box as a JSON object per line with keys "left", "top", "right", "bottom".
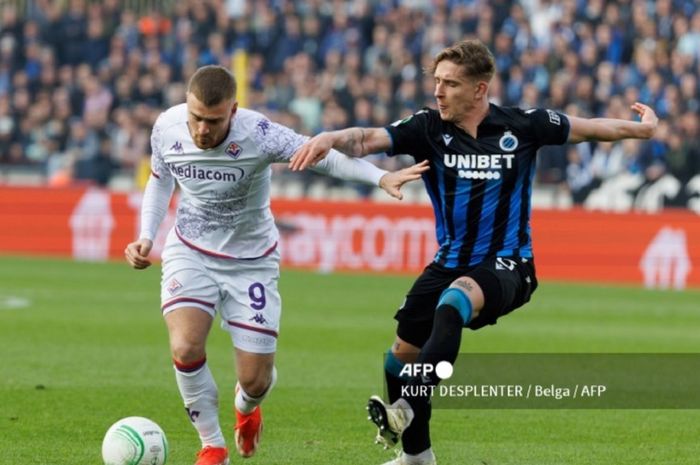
{"left": 428, "top": 39, "right": 496, "bottom": 82}
{"left": 187, "top": 65, "right": 237, "bottom": 106}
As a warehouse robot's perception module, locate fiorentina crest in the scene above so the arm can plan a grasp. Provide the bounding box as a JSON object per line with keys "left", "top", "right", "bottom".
{"left": 225, "top": 141, "right": 242, "bottom": 159}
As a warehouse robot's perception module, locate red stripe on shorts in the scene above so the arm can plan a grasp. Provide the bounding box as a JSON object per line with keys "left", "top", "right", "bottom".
{"left": 162, "top": 297, "right": 216, "bottom": 312}
{"left": 227, "top": 321, "right": 278, "bottom": 338}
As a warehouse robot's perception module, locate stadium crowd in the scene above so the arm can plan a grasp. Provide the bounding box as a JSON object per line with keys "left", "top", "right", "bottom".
{"left": 0, "top": 0, "right": 699, "bottom": 210}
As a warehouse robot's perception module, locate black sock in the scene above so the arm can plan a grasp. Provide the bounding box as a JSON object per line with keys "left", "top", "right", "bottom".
{"left": 415, "top": 304, "right": 464, "bottom": 385}
{"left": 386, "top": 365, "right": 433, "bottom": 454}
{"left": 401, "top": 304, "right": 464, "bottom": 454}
{"left": 385, "top": 368, "right": 405, "bottom": 403}
{"left": 401, "top": 394, "right": 432, "bottom": 454}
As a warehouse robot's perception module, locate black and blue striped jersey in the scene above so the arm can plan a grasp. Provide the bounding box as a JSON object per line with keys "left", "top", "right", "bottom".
{"left": 385, "top": 104, "right": 570, "bottom": 269}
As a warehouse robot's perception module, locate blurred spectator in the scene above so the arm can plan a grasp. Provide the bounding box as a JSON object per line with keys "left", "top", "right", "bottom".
{"left": 59, "top": 0, "right": 88, "bottom": 66}
{"left": 537, "top": 145, "right": 568, "bottom": 186}
{"left": 0, "top": 0, "right": 697, "bottom": 210}
{"left": 590, "top": 141, "right": 627, "bottom": 185}
{"left": 73, "top": 131, "right": 117, "bottom": 186}
{"left": 636, "top": 121, "right": 670, "bottom": 185}
{"left": 566, "top": 146, "right": 594, "bottom": 205}
{"left": 109, "top": 107, "right": 148, "bottom": 169}
{"left": 289, "top": 79, "right": 322, "bottom": 134}
{"left": 84, "top": 16, "right": 110, "bottom": 70}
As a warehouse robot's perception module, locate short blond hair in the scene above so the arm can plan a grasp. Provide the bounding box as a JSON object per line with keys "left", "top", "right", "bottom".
{"left": 427, "top": 39, "right": 496, "bottom": 82}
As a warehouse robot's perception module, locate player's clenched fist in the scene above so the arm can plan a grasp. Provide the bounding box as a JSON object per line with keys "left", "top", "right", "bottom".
{"left": 124, "top": 238, "right": 153, "bottom": 269}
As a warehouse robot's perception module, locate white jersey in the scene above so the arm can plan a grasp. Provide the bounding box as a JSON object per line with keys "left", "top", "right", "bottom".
{"left": 140, "top": 104, "right": 386, "bottom": 259}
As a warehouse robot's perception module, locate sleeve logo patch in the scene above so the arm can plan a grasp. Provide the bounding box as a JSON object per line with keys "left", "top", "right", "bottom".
{"left": 256, "top": 119, "right": 271, "bottom": 135}
{"left": 169, "top": 141, "right": 184, "bottom": 154}
{"left": 546, "top": 109, "right": 561, "bottom": 126}
{"left": 391, "top": 114, "right": 414, "bottom": 127}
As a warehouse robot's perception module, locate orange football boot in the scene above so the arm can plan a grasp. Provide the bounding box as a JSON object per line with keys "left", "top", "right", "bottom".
{"left": 234, "top": 406, "right": 263, "bottom": 458}
{"left": 194, "top": 446, "right": 229, "bottom": 465}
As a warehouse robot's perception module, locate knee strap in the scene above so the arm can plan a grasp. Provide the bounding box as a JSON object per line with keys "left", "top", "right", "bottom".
{"left": 438, "top": 287, "right": 473, "bottom": 325}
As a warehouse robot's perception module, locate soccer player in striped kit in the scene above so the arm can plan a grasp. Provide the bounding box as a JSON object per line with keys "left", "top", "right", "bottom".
{"left": 290, "top": 39, "right": 658, "bottom": 465}
{"left": 124, "top": 65, "right": 427, "bottom": 465}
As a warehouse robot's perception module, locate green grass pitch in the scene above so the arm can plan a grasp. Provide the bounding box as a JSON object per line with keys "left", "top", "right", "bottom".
{"left": 1, "top": 256, "right": 699, "bottom": 464}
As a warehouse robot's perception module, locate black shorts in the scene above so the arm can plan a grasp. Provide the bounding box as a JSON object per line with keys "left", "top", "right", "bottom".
{"left": 395, "top": 256, "right": 538, "bottom": 347}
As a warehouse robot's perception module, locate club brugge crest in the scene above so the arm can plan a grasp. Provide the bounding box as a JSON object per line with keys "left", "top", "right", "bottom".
{"left": 225, "top": 142, "right": 242, "bottom": 159}
{"left": 498, "top": 131, "right": 518, "bottom": 152}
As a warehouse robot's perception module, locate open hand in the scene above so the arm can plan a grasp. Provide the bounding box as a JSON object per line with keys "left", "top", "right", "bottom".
{"left": 631, "top": 102, "right": 658, "bottom": 128}
{"left": 289, "top": 133, "right": 334, "bottom": 171}
{"left": 378, "top": 160, "right": 430, "bottom": 200}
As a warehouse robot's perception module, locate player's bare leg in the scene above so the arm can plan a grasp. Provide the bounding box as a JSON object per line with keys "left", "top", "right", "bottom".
{"left": 234, "top": 349, "right": 276, "bottom": 458}
{"left": 166, "top": 307, "right": 230, "bottom": 465}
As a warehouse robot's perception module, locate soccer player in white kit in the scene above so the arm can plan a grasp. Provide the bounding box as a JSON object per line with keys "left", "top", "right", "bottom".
{"left": 123, "top": 65, "right": 427, "bottom": 465}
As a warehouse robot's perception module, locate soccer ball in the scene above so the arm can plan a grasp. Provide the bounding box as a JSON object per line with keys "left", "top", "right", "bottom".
{"left": 102, "top": 416, "right": 168, "bottom": 465}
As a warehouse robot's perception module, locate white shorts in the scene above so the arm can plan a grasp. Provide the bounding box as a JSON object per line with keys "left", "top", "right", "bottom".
{"left": 160, "top": 233, "right": 281, "bottom": 354}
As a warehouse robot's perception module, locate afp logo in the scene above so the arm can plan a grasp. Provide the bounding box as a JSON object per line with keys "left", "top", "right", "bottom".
{"left": 498, "top": 131, "right": 518, "bottom": 152}
{"left": 399, "top": 361, "right": 454, "bottom": 380}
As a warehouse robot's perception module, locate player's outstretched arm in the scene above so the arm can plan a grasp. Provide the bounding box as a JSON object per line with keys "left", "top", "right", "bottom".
{"left": 124, "top": 238, "right": 153, "bottom": 270}
{"left": 567, "top": 102, "right": 658, "bottom": 143}
{"left": 289, "top": 127, "right": 392, "bottom": 171}
{"left": 379, "top": 160, "right": 430, "bottom": 200}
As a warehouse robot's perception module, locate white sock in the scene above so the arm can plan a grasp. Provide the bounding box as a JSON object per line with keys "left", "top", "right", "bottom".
{"left": 175, "top": 362, "right": 226, "bottom": 447}
{"left": 403, "top": 448, "right": 435, "bottom": 464}
{"left": 392, "top": 398, "right": 415, "bottom": 426}
{"left": 235, "top": 366, "right": 277, "bottom": 414}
